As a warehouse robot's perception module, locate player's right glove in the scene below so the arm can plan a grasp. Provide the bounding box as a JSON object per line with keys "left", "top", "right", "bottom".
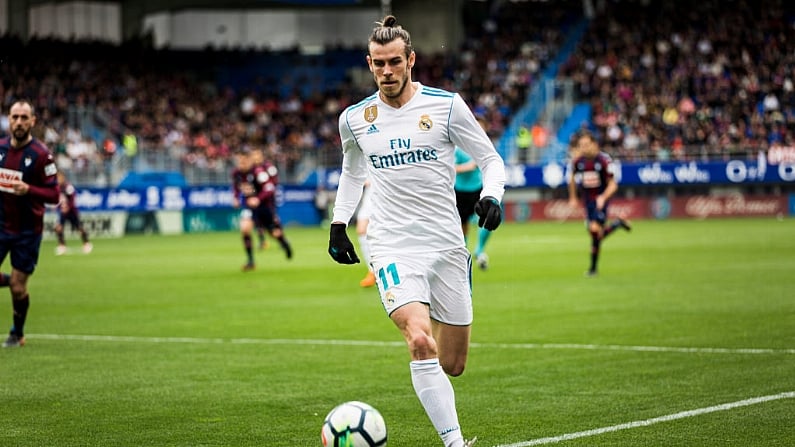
{"left": 328, "top": 223, "right": 360, "bottom": 264}
{"left": 474, "top": 196, "right": 502, "bottom": 231}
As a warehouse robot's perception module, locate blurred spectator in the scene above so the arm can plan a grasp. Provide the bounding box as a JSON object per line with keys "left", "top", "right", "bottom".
{"left": 515, "top": 126, "right": 532, "bottom": 163}
{"left": 123, "top": 129, "right": 138, "bottom": 164}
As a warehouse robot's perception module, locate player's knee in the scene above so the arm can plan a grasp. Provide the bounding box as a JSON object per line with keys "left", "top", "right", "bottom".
{"left": 442, "top": 358, "right": 466, "bottom": 377}
{"left": 9, "top": 284, "right": 27, "bottom": 300}
{"left": 407, "top": 332, "right": 436, "bottom": 359}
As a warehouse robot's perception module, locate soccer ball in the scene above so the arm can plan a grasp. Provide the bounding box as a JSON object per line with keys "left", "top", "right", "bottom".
{"left": 321, "top": 401, "right": 387, "bottom": 447}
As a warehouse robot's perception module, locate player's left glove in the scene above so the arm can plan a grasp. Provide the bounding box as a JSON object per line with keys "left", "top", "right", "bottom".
{"left": 328, "top": 223, "right": 360, "bottom": 264}
{"left": 474, "top": 196, "right": 502, "bottom": 231}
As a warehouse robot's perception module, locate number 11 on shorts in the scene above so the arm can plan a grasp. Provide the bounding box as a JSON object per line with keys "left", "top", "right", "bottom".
{"left": 377, "top": 263, "right": 401, "bottom": 290}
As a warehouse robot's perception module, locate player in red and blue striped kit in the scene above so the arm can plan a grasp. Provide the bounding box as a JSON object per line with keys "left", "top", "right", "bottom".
{"left": 55, "top": 171, "right": 92, "bottom": 255}
{"left": 231, "top": 148, "right": 292, "bottom": 271}
{"left": 0, "top": 100, "right": 60, "bottom": 347}
{"left": 567, "top": 130, "right": 631, "bottom": 277}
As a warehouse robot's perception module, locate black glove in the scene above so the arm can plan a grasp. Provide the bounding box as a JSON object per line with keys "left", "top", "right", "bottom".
{"left": 328, "top": 223, "right": 360, "bottom": 264}
{"left": 474, "top": 196, "right": 502, "bottom": 231}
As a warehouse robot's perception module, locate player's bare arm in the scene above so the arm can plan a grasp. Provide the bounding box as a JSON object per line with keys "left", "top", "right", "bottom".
{"left": 567, "top": 176, "right": 579, "bottom": 208}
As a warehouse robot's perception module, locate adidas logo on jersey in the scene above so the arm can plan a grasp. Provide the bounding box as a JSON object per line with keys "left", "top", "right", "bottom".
{"left": 366, "top": 124, "right": 379, "bottom": 135}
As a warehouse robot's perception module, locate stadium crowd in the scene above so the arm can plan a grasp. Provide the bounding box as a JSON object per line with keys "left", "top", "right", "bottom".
{"left": 0, "top": 0, "right": 569, "bottom": 185}
{"left": 559, "top": 0, "right": 795, "bottom": 162}
{"left": 1, "top": 0, "right": 791, "bottom": 185}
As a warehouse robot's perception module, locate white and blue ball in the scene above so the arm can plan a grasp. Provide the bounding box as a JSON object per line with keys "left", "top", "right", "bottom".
{"left": 321, "top": 401, "right": 387, "bottom": 447}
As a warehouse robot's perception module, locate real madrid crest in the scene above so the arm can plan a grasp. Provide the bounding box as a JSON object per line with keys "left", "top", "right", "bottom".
{"left": 418, "top": 114, "right": 433, "bottom": 131}
{"left": 364, "top": 105, "right": 378, "bottom": 123}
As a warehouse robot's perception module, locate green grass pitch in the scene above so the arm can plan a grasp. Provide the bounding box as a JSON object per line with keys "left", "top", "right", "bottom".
{"left": 1, "top": 218, "right": 793, "bottom": 446}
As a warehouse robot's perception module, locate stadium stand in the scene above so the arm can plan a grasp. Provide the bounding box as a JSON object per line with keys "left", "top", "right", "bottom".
{"left": 557, "top": 0, "right": 795, "bottom": 164}
{"left": 1, "top": 0, "right": 793, "bottom": 188}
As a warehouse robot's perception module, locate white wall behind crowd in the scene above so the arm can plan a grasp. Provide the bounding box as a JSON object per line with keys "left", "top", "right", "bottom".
{"left": 142, "top": 8, "right": 378, "bottom": 51}
{"left": 17, "top": 0, "right": 378, "bottom": 49}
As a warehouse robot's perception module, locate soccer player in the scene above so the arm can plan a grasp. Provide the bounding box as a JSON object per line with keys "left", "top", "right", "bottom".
{"left": 454, "top": 145, "right": 494, "bottom": 271}
{"left": 54, "top": 171, "right": 92, "bottom": 255}
{"left": 0, "top": 100, "right": 60, "bottom": 348}
{"left": 327, "top": 16, "right": 505, "bottom": 447}
{"left": 567, "top": 130, "right": 631, "bottom": 276}
{"left": 231, "top": 148, "right": 292, "bottom": 271}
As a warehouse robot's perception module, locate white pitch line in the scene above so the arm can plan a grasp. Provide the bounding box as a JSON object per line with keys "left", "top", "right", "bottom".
{"left": 493, "top": 391, "right": 795, "bottom": 447}
{"left": 29, "top": 334, "right": 405, "bottom": 347}
{"left": 27, "top": 334, "right": 795, "bottom": 355}
{"left": 474, "top": 342, "right": 795, "bottom": 355}
{"left": 31, "top": 333, "right": 228, "bottom": 344}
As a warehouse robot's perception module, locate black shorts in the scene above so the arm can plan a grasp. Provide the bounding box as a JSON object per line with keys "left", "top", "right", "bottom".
{"left": 0, "top": 232, "right": 43, "bottom": 275}
{"left": 455, "top": 189, "right": 481, "bottom": 224}
{"left": 585, "top": 200, "right": 608, "bottom": 225}
{"left": 253, "top": 206, "right": 283, "bottom": 232}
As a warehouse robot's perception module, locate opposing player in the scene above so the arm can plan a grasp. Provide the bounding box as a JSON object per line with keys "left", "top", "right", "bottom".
{"left": 567, "top": 130, "right": 631, "bottom": 276}
{"left": 54, "top": 171, "right": 92, "bottom": 255}
{"left": 231, "top": 148, "right": 292, "bottom": 271}
{"left": 327, "top": 16, "right": 505, "bottom": 447}
{"left": 0, "top": 100, "right": 60, "bottom": 348}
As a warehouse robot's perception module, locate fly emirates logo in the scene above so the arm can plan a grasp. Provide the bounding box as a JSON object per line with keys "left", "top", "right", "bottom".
{"left": 369, "top": 138, "right": 438, "bottom": 169}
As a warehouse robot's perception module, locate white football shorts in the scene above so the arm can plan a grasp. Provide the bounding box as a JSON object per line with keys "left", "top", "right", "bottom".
{"left": 370, "top": 247, "right": 473, "bottom": 326}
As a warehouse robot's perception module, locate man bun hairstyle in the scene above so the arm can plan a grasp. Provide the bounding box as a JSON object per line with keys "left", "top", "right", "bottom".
{"left": 369, "top": 15, "right": 413, "bottom": 58}
{"left": 382, "top": 15, "right": 397, "bottom": 27}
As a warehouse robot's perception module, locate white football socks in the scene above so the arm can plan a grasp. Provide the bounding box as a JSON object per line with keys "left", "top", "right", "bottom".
{"left": 410, "top": 359, "right": 464, "bottom": 447}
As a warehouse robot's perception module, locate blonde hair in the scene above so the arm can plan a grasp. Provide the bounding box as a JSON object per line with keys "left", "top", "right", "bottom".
{"left": 369, "top": 15, "right": 413, "bottom": 58}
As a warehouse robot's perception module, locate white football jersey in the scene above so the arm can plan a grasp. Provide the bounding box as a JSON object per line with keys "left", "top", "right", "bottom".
{"left": 333, "top": 83, "right": 506, "bottom": 255}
